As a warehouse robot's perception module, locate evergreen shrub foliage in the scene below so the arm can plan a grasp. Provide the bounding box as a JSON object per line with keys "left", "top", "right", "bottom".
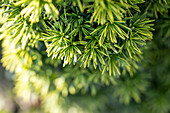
{"left": 0, "top": 0, "right": 170, "bottom": 113}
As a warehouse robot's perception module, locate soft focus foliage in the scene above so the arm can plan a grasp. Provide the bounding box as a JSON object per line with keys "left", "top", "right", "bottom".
{"left": 0, "top": 0, "right": 170, "bottom": 113}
